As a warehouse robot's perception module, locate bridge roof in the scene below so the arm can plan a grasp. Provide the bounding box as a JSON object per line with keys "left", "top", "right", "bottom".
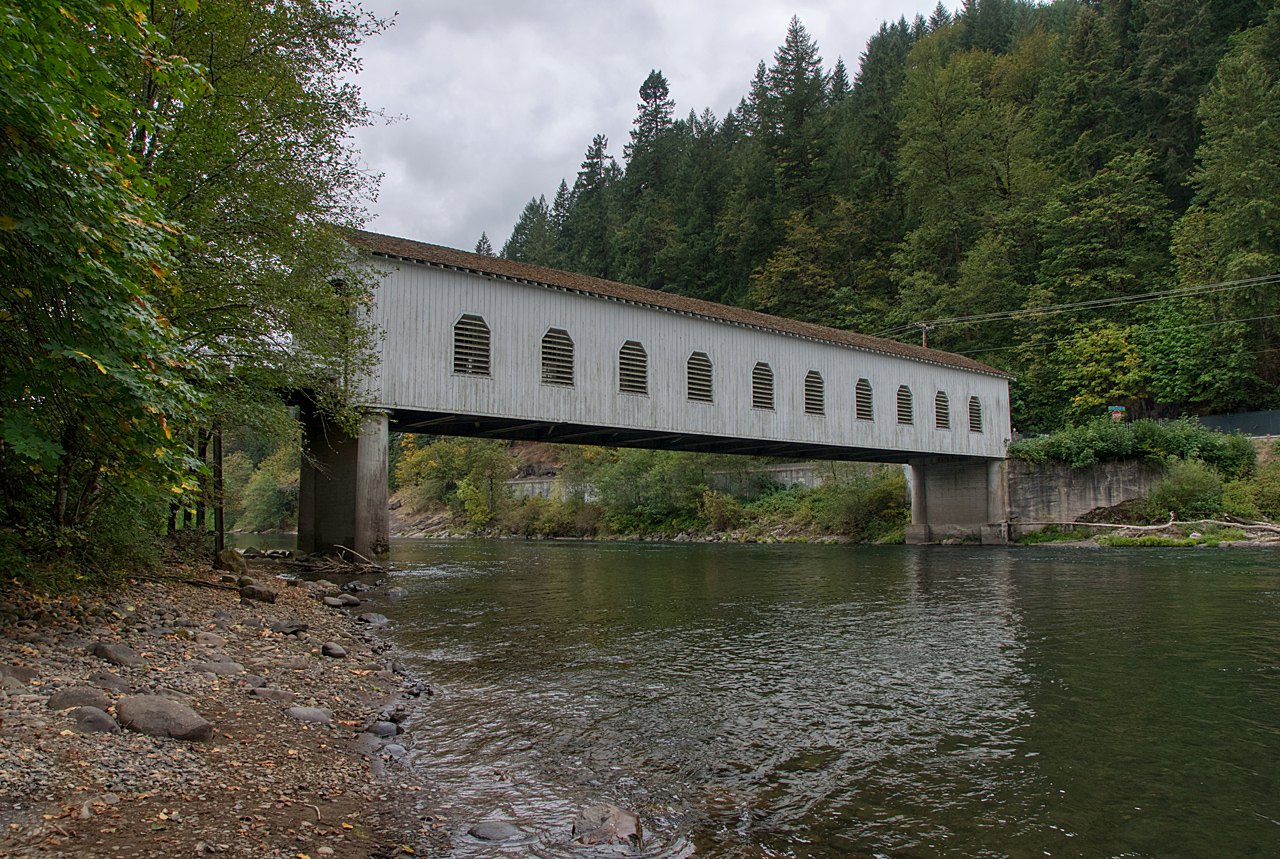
{"left": 347, "top": 229, "right": 1012, "bottom": 379}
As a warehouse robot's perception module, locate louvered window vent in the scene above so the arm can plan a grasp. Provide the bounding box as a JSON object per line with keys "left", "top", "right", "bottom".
{"left": 969, "top": 396, "right": 983, "bottom": 433}
{"left": 541, "top": 328, "right": 574, "bottom": 386}
{"left": 897, "top": 385, "right": 914, "bottom": 425}
{"left": 935, "top": 391, "right": 950, "bottom": 430}
{"left": 619, "top": 340, "right": 648, "bottom": 394}
{"left": 752, "top": 362, "right": 775, "bottom": 410}
{"left": 804, "top": 371, "right": 824, "bottom": 415}
{"left": 856, "top": 378, "right": 873, "bottom": 421}
{"left": 453, "top": 314, "right": 490, "bottom": 376}
{"left": 687, "top": 352, "right": 713, "bottom": 402}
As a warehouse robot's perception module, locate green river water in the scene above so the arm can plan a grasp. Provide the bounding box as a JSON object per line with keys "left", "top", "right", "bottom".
{"left": 272, "top": 537, "right": 1280, "bottom": 857}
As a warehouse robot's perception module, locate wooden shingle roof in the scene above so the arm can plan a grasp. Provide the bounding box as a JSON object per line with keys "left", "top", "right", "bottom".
{"left": 347, "top": 228, "right": 1012, "bottom": 379}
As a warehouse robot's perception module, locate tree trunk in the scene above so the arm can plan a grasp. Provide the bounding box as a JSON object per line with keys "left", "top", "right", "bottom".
{"left": 195, "top": 430, "right": 209, "bottom": 530}
{"left": 213, "top": 424, "right": 225, "bottom": 555}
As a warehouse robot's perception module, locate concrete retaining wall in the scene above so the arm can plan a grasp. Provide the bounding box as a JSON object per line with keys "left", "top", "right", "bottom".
{"left": 1005, "top": 458, "right": 1164, "bottom": 532}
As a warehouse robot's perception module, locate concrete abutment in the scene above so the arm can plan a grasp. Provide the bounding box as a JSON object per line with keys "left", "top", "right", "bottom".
{"left": 298, "top": 407, "right": 389, "bottom": 558}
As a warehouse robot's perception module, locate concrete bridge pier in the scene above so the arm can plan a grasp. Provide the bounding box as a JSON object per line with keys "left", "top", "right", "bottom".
{"left": 297, "top": 407, "right": 389, "bottom": 559}
{"left": 906, "top": 457, "right": 1009, "bottom": 545}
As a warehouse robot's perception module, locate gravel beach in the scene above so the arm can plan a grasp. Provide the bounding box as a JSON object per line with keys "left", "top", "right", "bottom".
{"left": 0, "top": 557, "right": 448, "bottom": 858}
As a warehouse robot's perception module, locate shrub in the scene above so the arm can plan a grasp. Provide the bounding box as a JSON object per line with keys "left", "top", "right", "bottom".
{"left": 1009, "top": 417, "right": 1255, "bottom": 478}
{"left": 1248, "top": 461, "right": 1280, "bottom": 520}
{"left": 808, "top": 465, "right": 908, "bottom": 540}
{"left": 1142, "top": 459, "right": 1223, "bottom": 521}
{"left": 699, "top": 490, "right": 745, "bottom": 531}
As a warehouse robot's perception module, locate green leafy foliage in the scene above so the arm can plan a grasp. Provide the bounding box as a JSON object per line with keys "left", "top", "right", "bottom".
{"left": 1, "top": 0, "right": 384, "bottom": 581}
{"left": 1008, "top": 418, "right": 1256, "bottom": 478}
{"left": 1142, "top": 458, "right": 1225, "bottom": 520}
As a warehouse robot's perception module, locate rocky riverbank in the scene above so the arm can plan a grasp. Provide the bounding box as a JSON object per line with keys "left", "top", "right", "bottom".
{"left": 0, "top": 557, "right": 448, "bottom": 858}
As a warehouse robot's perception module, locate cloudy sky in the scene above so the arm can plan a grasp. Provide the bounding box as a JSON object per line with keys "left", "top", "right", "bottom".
{"left": 348, "top": 1, "right": 944, "bottom": 253}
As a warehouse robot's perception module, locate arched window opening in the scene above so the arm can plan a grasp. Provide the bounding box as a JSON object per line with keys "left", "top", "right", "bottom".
{"left": 687, "top": 352, "right": 713, "bottom": 402}
{"left": 453, "top": 314, "right": 490, "bottom": 376}
{"left": 752, "top": 362, "right": 775, "bottom": 410}
{"left": 969, "top": 396, "right": 983, "bottom": 433}
{"left": 855, "top": 378, "right": 873, "bottom": 421}
{"left": 897, "top": 385, "right": 914, "bottom": 425}
{"left": 541, "top": 328, "right": 574, "bottom": 386}
{"left": 619, "top": 340, "right": 648, "bottom": 395}
{"left": 804, "top": 371, "right": 824, "bottom": 415}
{"left": 935, "top": 391, "right": 950, "bottom": 430}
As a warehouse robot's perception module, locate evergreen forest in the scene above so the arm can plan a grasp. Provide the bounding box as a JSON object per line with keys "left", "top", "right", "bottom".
{"left": 496, "top": 0, "right": 1280, "bottom": 433}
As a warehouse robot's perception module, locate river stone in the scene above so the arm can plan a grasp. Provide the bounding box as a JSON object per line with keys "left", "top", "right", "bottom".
{"left": 239, "top": 585, "right": 277, "bottom": 604}
{"left": 357, "top": 613, "right": 389, "bottom": 626}
{"left": 242, "top": 546, "right": 265, "bottom": 558}
{"left": 214, "top": 548, "right": 247, "bottom": 576}
{"left": 366, "top": 720, "right": 398, "bottom": 738}
{"left": 187, "top": 661, "right": 245, "bottom": 675}
{"left": 70, "top": 706, "right": 119, "bottom": 734}
{"left": 286, "top": 706, "right": 331, "bottom": 725}
{"left": 321, "top": 642, "right": 347, "bottom": 659}
{"left": 338, "top": 594, "right": 362, "bottom": 607}
{"left": 248, "top": 687, "right": 295, "bottom": 704}
{"left": 383, "top": 743, "right": 407, "bottom": 759}
{"left": 0, "top": 663, "right": 38, "bottom": 684}
{"left": 385, "top": 587, "right": 408, "bottom": 598}
{"left": 194, "top": 632, "right": 227, "bottom": 648}
{"left": 212, "top": 610, "right": 233, "bottom": 621}
{"left": 321, "top": 597, "right": 345, "bottom": 608}
{"left": 573, "top": 804, "right": 642, "bottom": 846}
{"left": 271, "top": 619, "right": 308, "bottom": 635}
{"left": 117, "top": 695, "right": 213, "bottom": 741}
{"left": 87, "top": 669, "right": 131, "bottom": 693}
{"left": 469, "top": 822, "right": 523, "bottom": 842}
{"left": 47, "top": 686, "right": 110, "bottom": 711}
{"left": 219, "top": 574, "right": 238, "bottom": 584}
{"left": 93, "top": 643, "right": 144, "bottom": 668}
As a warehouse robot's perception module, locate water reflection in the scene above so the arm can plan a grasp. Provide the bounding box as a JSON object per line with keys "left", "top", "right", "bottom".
{"left": 377, "top": 543, "right": 1046, "bottom": 858}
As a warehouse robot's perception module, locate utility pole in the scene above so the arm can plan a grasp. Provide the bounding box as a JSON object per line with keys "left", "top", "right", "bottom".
{"left": 914, "top": 321, "right": 937, "bottom": 348}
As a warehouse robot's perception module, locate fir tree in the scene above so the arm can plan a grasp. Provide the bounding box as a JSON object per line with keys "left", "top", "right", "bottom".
{"left": 625, "top": 70, "right": 675, "bottom": 161}
{"left": 474, "top": 232, "right": 495, "bottom": 257}
{"left": 829, "top": 57, "right": 851, "bottom": 102}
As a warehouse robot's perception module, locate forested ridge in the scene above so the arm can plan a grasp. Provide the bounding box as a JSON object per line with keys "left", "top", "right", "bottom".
{"left": 496, "top": 0, "right": 1280, "bottom": 432}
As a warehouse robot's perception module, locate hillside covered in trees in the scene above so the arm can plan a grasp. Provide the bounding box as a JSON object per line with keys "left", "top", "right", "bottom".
{"left": 496, "top": 0, "right": 1280, "bottom": 432}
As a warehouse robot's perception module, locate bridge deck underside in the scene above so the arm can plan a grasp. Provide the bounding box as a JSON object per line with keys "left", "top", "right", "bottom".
{"left": 389, "top": 410, "right": 991, "bottom": 464}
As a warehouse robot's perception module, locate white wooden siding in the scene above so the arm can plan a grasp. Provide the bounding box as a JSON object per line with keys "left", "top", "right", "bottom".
{"left": 361, "top": 258, "right": 1011, "bottom": 458}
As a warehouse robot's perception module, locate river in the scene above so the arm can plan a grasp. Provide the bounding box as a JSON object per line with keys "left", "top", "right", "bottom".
{"left": 297, "top": 538, "right": 1280, "bottom": 857}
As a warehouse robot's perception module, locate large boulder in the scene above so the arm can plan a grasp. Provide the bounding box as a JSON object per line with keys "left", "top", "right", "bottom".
{"left": 573, "top": 804, "right": 642, "bottom": 846}
{"left": 469, "top": 822, "right": 523, "bottom": 842}
{"left": 186, "top": 661, "right": 245, "bottom": 675}
{"left": 286, "top": 706, "right": 331, "bottom": 725}
{"left": 47, "top": 686, "right": 110, "bottom": 711}
{"left": 93, "top": 643, "right": 144, "bottom": 668}
{"left": 0, "top": 663, "right": 38, "bottom": 684}
{"left": 70, "top": 706, "right": 119, "bottom": 734}
{"left": 87, "top": 669, "right": 131, "bottom": 693}
{"left": 116, "top": 695, "right": 213, "bottom": 741}
{"left": 239, "top": 584, "right": 278, "bottom": 604}
{"left": 213, "top": 548, "right": 248, "bottom": 576}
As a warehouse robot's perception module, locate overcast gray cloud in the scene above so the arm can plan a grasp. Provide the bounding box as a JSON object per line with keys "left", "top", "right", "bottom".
{"left": 348, "top": 1, "right": 944, "bottom": 252}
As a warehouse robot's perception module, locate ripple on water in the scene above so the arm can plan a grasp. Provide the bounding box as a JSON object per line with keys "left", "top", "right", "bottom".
{"left": 377, "top": 540, "right": 1280, "bottom": 859}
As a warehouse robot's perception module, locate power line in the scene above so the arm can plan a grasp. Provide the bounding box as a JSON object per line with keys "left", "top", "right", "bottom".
{"left": 874, "top": 273, "right": 1280, "bottom": 339}
{"left": 952, "top": 312, "right": 1280, "bottom": 357}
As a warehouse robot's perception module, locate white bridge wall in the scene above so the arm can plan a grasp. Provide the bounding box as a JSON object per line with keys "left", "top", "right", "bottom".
{"left": 362, "top": 258, "right": 1011, "bottom": 459}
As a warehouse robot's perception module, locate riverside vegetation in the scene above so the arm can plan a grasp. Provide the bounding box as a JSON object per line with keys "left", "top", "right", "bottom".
{"left": 226, "top": 418, "right": 1276, "bottom": 547}
{"left": 8, "top": 1, "right": 1280, "bottom": 582}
